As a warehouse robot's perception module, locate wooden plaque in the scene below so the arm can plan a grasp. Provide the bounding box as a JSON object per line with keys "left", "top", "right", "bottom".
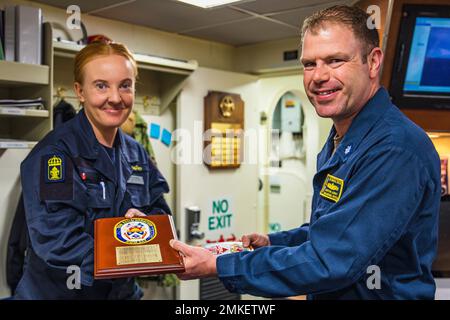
{"left": 204, "top": 91, "right": 244, "bottom": 169}
{"left": 94, "top": 215, "right": 185, "bottom": 279}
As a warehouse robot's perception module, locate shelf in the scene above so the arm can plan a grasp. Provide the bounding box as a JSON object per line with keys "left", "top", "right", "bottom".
{"left": 0, "top": 23, "right": 53, "bottom": 142}
{"left": 134, "top": 53, "right": 197, "bottom": 75}
{"left": 255, "top": 65, "right": 303, "bottom": 78}
{"left": 0, "top": 139, "right": 37, "bottom": 149}
{"left": 0, "top": 60, "right": 50, "bottom": 86}
{"left": 53, "top": 40, "right": 198, "bottom": 75}
{"left": 0, "top": 107, "right": 49, "bottom": 118}
{"left": 428, "top": 132, "right": 450, "bottom": 138}
{"left": 53, "top": 39, "right": 197, "bottom": 115}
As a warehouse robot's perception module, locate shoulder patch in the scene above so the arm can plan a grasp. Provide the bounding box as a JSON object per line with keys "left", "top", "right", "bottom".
{"left": 45, "top": 154, "right": 65, "bottom": 183}
{"left": 320, "top": 174, "right": 344, "bottom": 203}
{"left": 40, "top": 154, "right": 73, "bottom": 201}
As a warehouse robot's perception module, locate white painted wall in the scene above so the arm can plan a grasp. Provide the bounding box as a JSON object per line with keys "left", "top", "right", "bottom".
{"left": 267, "top": 167, "right": 308, "bottom": 232}
{"left": 253, "top": 74, "right": 332, "bottom": 234}
{"left": 234, "top": 38, "right": 301, "bottom": 74}
{"left": 175, "top": 67, "right": 260, "bottom": 299}
{"left": 436, "top": 279, "right": 450, "bottom": 300}
{"left": 142, "top": 108, "right": 176, "bottom": 217}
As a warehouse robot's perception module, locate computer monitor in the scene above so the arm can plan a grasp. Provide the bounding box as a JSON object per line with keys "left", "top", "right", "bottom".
{"left": 390, "top": 5, "right": 450, "bottom": 110}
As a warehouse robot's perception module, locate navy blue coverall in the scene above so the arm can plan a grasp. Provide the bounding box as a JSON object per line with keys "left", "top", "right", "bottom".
{"left": 15, "top": 109, "right": 171, "bottom": 299}
{"left": 217, "top": 87, "right": 441, "bottom": 299}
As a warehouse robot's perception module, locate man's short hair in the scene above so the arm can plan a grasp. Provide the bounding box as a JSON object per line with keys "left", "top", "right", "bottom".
{"left": 301, "top": 5, "right": 380, "bottom": 61}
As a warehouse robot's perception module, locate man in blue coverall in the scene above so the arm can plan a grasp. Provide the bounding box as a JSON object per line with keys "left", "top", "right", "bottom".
{"left": 170, "top": 5, "right": 441, "bottom": 299}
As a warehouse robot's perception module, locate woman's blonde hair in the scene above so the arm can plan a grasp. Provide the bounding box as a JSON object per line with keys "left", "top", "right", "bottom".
{"left": 74, "top": 41, "right": 138, "bottom": 84}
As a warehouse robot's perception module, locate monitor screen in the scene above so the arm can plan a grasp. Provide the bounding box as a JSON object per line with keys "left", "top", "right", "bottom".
{"left": 403, "top": 17, "right": 450, "bottom": 94}
{"left": 389, "top": 5, "right": 450, "bottom": 110}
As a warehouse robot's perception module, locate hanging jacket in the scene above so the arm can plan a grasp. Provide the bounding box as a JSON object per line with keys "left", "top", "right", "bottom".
{"left": 53, "top": 99, "right": 77, "bottom": 128}
{"left": 132, "top": 111, "right": 156, "bottom": 165}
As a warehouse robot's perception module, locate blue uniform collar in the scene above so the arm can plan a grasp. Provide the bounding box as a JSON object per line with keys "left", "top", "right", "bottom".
{"left": 70, "top": 109, "right": 138, "bottom": 184}
{"left": 322, "top": 87, "right": 391, "bottom": 163}
{"left": 74, "top": 108, "right": 136, "bottom": 163}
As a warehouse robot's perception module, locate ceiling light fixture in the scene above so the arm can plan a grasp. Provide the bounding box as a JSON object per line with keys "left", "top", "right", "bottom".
{"left": 176, "top": 0, "right": 245, "bottom": 9}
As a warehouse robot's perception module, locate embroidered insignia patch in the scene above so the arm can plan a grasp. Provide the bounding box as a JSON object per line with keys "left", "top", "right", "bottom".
{"left": 45, "top": 154, "right": 65, "bottom": 183}
{"left": 40, "top": 154, "right": 73, "bottom": 201}
{"left": 320, "top": 174, "right": 344, "bottom": 202}
{"left": 131, "top": 165, "right": 143, "bottom": 172}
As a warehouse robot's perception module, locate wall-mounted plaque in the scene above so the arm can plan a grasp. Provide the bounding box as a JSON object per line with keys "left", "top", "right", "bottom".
{"left": 204, "top": 91, "right": 244, "bottom": 169}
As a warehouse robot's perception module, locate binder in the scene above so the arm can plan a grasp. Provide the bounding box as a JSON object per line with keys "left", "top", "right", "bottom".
{"left": 4, "top": 6, "right": 15, "bottom": 62}
{"left": 0, "top": 9, "right": 5, "bottom": 58}
{"left": 15, "top": 6, "right": 42, "bottom": 65}
{"left": 0, "top": 41, "right": 4, "bottom": 60}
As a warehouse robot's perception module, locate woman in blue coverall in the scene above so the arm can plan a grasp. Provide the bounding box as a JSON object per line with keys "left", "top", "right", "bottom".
{"left": 14, "top": 41, "right": 171, "bottom": 299}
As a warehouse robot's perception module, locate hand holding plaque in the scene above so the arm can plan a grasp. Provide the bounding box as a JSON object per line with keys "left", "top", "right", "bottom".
{"left": 94, "top": 215, "right": 185, "bottom": 279}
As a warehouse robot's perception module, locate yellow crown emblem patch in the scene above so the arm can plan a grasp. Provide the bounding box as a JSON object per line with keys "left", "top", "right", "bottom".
{"left": 46, "top": 154, "right": 65, "bottom": 183}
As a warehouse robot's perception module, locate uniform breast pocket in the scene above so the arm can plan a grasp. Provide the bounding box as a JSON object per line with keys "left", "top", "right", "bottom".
{"left": 127, "top": 185, "right": 151, "bottom": 209}
{"left": 86, "top": 182, "right": 112, "bottom": 209}
{"left": 127, "top": 170, "right": 151, "bottom": 208}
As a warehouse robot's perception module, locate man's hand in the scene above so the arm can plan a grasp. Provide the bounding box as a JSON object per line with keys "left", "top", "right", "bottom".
{"left": 242, "top": 233, "right": 270, "bottom": 249}
{"left": 124, "top": 208, "right": 146, "bottom": 218}
{"left": 170, "top": 240, "right": 217, "bottom": 280}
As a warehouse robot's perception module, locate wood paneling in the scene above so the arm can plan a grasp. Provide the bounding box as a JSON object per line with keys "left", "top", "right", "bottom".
{"left": 380, "top": 0, "right": 450, "bottom": 132}
{"left": 401, "top": 110, "right": 450, "bottom": 132}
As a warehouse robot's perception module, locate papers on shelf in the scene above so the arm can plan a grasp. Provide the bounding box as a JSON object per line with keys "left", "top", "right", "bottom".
{"left": 0, "top": 98, "right": 43, "bottom": 104}
{"left": 0, "top": 98, "right": 44, "bottom": 110}
{"left": 0, "top": 138, "right": 36, "bottom": 149}
{"left": 0, "top": 103, "right": 43, "bottom": 108}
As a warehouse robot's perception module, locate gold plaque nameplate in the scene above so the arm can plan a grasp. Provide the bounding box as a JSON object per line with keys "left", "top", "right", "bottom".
{"left": 116, "top": 244, "right": 163, "bottom": 265}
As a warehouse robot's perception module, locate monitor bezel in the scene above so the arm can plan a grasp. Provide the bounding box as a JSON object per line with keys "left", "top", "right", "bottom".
{"left": 389, "top": 4, "right": 450, "bottom": 110}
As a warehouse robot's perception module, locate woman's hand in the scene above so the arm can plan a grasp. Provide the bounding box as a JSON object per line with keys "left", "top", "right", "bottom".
{"left": 124, "top": 208, "right": 146, "bottom": 218}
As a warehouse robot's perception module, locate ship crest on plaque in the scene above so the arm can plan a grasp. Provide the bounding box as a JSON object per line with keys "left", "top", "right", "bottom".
{"left": 114, "top": 218, "right": 157, "bottom": 245}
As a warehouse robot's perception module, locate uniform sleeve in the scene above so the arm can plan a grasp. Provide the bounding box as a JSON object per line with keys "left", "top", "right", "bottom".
{"left": 21, "top": 147, "right": 95, "bottom": 286}
{"left": 217, "top": 146, "right": 433, "bottom": 297}
{"left": 268, "top": 224, "right": 310, "bottom": 247}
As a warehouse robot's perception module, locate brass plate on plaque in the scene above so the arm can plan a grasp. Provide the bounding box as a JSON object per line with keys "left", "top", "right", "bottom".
{"left": 116, "top": 244, "right": 163, "bottom": 265}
